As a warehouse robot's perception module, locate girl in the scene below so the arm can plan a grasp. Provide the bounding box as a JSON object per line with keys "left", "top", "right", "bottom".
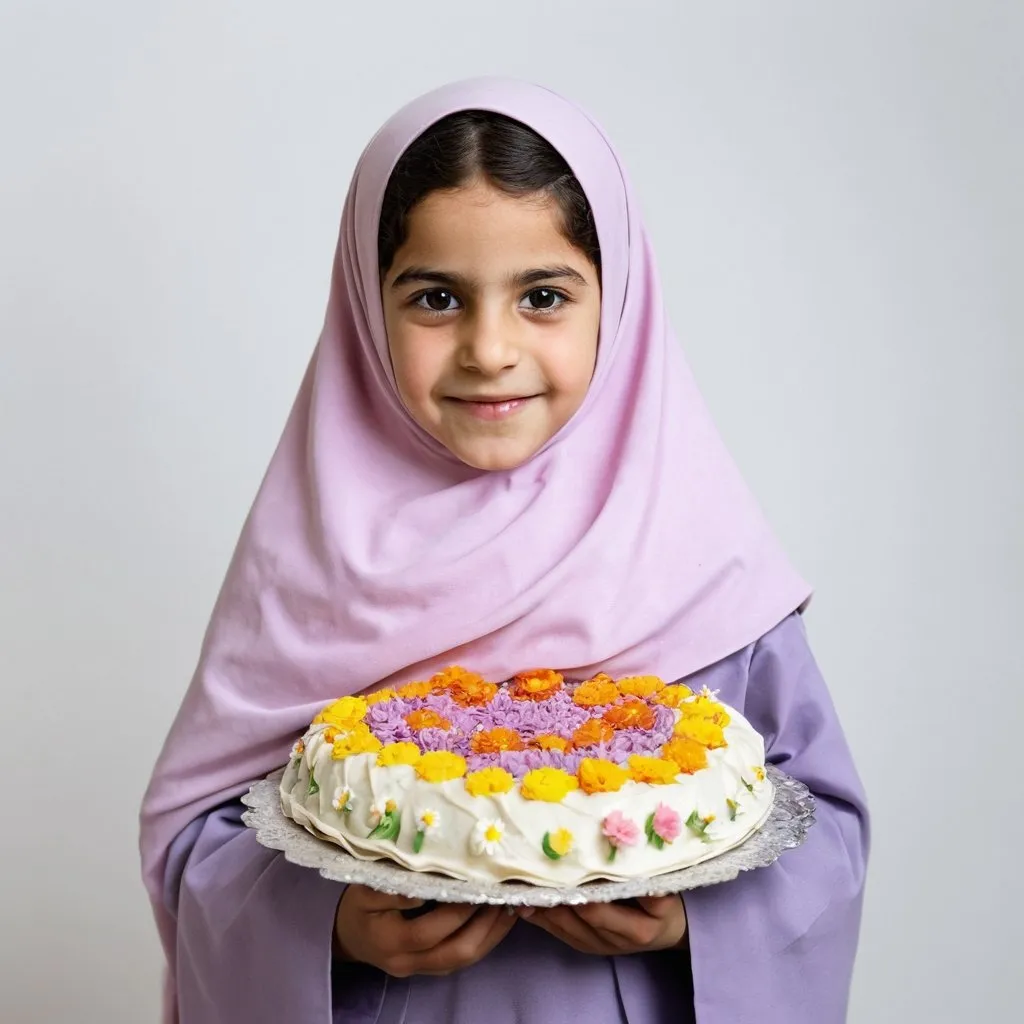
{"left": 141, "top": 78, "right": 868, "bottom": 1023}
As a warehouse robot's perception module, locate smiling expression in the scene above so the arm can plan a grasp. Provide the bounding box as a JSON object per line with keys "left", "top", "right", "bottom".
{"left": 381, "top": 178, "right": 601, "bottom": 471}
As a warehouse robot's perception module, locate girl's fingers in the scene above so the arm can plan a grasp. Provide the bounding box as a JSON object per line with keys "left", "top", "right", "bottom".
{"left": 527, "top": 906, "right": 620, "bottom": 954}
{"left": 408, "top": 906, "right": 510, "bottom": 973}
{"left": 573, "top": 901, "right": 660, "bottom": 947}
{"left": 399, "top": 902, "right": 483, "bottom": 952}
{"left": 634, "top": 895, "right": 682, "bottom": 918}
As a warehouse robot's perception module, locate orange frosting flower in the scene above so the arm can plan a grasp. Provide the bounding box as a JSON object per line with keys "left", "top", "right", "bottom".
{"left": 404, "top": 708, "right": 451, "bottom": 731}
{"left": 571, "top": 718, "right": 616, "bottom": 748}
{"left": 661, "top": 736, "right": 709, "bottom": 774}
{"left": 441, "top": 669, "right": 499, "bottom": 707}
{"left": 616, "top": 675, "right": 666, "bottom": 699}
{"left": 652, "top": 684, "right": 694, "bottom": 708}
{"left": 397, "top": 681, "right": 434, "bottom": 700}
{"left": 577, "top": 757, "right": 630, "bottom": 794}
{"left": 533, "top": 734, "right": 572, "bottom": 753}
{"left": 470, "top": 727, "right": 526, "bottom": 755}
{"left": 673, "top": 716, "right": 726, "bottom": 749}
{"left": 572, "top": 674, "right": 620, "bottom": 707}
{"left": 455, "top": 680, "right": 499, "bottom": 706}
{"left": 511, "top": 669, "right": 564, "bottom": 702}
{"left": 602, "top": 698, "right": 656, "bottom": 731}
{"left": 627, "top": 755, "right": 680, "bottom": 785}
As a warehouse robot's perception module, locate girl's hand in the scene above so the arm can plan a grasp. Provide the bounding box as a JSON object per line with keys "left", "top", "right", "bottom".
{"left": 334, "top": 884, "right": 516, "bottom": 977}
{"left": 519, "top": 895, "right": 687, "bottom": 955}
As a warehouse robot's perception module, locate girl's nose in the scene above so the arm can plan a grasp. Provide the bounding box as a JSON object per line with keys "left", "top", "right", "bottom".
{"left": 457, "top": 310, "right": 520, "bottom": 375}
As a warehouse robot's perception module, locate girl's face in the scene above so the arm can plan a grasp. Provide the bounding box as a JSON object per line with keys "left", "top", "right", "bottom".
{"left": 382, "top": 178, "right": 601, "bottom": 471}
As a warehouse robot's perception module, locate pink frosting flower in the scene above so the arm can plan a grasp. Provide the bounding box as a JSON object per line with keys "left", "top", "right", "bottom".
{"left": 652, "top": 803, "right": 682, "bottom": 842}
{"left": 602, "top": 810, "right": 641, "bottom": 848}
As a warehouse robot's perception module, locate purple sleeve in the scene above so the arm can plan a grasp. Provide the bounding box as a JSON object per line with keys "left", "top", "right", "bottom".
{"left": 682, "top": 612, "right": 869, "bottom": 1023}
{"left": 166, "top": 803, "right": 386, "bottom": 1022}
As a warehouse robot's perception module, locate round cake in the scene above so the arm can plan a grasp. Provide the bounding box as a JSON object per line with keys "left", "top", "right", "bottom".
{"left": 279, "top": 667, "right": 773, "bottom": 886}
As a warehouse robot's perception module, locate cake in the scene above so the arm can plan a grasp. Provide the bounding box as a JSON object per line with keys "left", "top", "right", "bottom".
{"left": 279, "top": 667, "right": 773, "bottom": 886}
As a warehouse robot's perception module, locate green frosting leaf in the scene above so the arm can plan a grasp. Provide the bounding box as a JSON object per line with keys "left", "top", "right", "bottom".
{"left": 412, "top": 829, "right": 425, "bottom": 854}
{"left": 307, "top": 773, "right": 320, "bottom": 797}
{"left": 368, "top": 809, "right": 401, "bottom": 842}
{"left": 742, "top": 778, "right": 755, "bottom": 794}
{"left": 685, "top": 810, "right": 712, "bottom": 843}
{"left": 607, "top": 845, "right": 618, "bottom": 863}
{"left": 644, "top": 813, "right": 665, "bottom": 851}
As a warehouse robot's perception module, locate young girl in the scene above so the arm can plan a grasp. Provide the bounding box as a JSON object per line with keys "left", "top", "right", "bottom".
{"left": 141, "top": 78, "right": 868, "bottom": 1023}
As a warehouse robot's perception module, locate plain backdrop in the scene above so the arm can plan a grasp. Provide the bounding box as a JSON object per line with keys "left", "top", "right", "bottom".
{"left": 1, "top": 2, "right": 1021, "bottom": 1021}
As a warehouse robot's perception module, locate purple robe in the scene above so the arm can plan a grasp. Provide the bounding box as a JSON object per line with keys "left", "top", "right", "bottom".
{"left": 164, "top": 612, "right": 868, "bottom": 1022}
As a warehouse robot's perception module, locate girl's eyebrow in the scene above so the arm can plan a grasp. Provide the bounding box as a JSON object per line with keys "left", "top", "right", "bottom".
{"left": 390, "top": 264, "right": 589, "bottom": 290}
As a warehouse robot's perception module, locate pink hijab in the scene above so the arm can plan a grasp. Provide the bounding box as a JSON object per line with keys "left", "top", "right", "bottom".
{"left": 141, "top": 77, "right": 809, "bottom": 1018}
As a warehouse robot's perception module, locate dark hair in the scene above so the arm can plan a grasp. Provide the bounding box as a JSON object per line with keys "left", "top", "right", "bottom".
{"left": 378, "top": 110, "right": 601, "bottom": 276}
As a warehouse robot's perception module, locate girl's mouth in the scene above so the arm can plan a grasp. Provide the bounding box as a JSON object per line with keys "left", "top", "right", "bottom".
{"left": 449, "top": 396, "right": 536, "bottom": 421}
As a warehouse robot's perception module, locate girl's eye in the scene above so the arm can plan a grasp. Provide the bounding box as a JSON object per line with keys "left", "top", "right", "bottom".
{"left": 521, "top": 288, "right": 566, "bottom": 312}
{"left": 415, "top": 289, "right": 461, "bottom": 313}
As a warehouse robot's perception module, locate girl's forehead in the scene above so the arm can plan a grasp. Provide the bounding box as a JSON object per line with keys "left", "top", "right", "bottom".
{"left": 396, "top": 181, "right": 583, "bottom": 264}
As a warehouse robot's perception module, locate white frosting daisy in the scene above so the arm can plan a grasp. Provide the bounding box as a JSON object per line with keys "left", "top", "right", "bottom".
{"left": 418, "top": 809, "right": 440, "bottom": 834}
{"left": 332, "top": 787, "right": 354, "bottom": 813}
{"left": 470, "top": 818, "right": 505, "bottom": 856}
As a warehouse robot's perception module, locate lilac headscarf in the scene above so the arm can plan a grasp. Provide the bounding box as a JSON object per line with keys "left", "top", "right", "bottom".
{"left": 141, "top": 78, "right": 810, "bottom": 1019}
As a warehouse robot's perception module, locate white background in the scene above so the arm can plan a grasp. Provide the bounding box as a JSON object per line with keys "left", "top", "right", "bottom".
{"left": 2, "top": 2, "right": 1021, "bottom": 1020}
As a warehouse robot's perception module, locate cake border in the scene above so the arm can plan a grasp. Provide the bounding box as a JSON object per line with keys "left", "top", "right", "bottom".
{"left": 241, "top": 764, "right": 815, "bottom": 906}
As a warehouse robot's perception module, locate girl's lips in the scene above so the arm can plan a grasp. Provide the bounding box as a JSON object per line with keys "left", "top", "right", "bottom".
{"left": 449, "top": 396, "right": 535, "bottom": 421}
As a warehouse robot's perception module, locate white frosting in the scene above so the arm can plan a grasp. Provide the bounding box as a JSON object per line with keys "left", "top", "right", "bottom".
{"left": 279, "top": 702, "right": 773, "bottom": 886}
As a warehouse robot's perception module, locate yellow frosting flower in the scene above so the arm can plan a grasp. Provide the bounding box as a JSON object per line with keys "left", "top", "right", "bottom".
{"left": 652, "top": 684, "right": 694, "bottom": 708}
{"left": 616, "top": 675, "right": 666, "bottom": 699}
{"left": 661, "top": 736, "right": 709, "bottom": 774}
{"left": 577, "top": 757, "right": 630, "bottom": 794}
{"left": 415, "top": 751, "right": 468, "bottom": 783}
{"left": 464, "top": 766, "right": 516, "bottom": 797}
{"left": 673, "top": 716, "right": 727, "bottom": 750}
{"left": 627, "top": 755, "right": 681, "bottom": 785}
{"left": 679, "top": 695, "right": 731, "bottom": 727}
{"left": 376, "top": 742, "right": 422, "bottom": 767}
{"left": 331, "top": 725, "right": 383, "bottom": 759}
{"left": 365, "top": 687, "right": 396, "bottom": 706}
{"left": 397, "top": 680, "right": 434, "bottom": 700}
{"left": 313, "top": 695, "right": 368, "bottom": 728}
{"left": 548, "top": 828, "right": 574, "bottom": 857}
{"left": 572, "top": 675, "right": 620, "bottom": 707}
{"left": 521, "top": 767, "right": 579, "bottom": 802}
{"left": 753, "top": 765, "right": 766, "bottom": 782}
